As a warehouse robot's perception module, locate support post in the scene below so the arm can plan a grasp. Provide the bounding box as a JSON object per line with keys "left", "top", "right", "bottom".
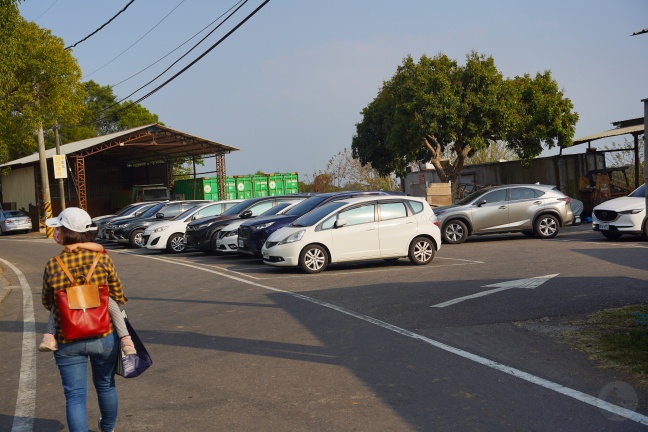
{"left": 55, "top": 125, "right": 66, "bottom": 211}
{"left": 37, "top": 124, "right": 53, "bottom": 238}
{"left": 643, "top": 98, "right": 647, "bottom": 216}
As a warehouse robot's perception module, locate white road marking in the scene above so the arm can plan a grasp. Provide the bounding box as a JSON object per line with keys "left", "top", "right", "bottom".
{"left": 120, "top": 253, "right": 648, "bottom": 425}
{"left": 0, "top": 258, "right": 37, "bottom": 432}
{"left": 431, "top": 274, "right": 559, "bottom": 308}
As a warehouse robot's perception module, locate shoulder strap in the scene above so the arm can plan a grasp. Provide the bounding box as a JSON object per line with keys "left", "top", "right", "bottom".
{"left": 55, "top": 255, "right": 76, "bottom": 285}
{"left": 84, "top": 253, "right": 101, "bottom": 283}
{"left": 55, "top": 253, "right": 101, "bottom": 286}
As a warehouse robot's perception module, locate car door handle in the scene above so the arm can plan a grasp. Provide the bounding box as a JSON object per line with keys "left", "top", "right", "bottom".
{"left": 366, "top": 227, "right": 376, "bottom": 231}
{"left": 499, "top": 206, "right": 507, "bottom": 209}
{"left": 533, "top": 201, "right": 542, "bottom": 205}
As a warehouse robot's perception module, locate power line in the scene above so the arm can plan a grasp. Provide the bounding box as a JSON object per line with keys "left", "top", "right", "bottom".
{"left": 84, "top": 0, "right": 186, "bottom": 78}
{"left": 32, "top": 0, "right": 59, "bottom": 22}
{"left": 65, "top": 0, "right": 136, "bottom": 50}
{"left": 110, "top": 0, "right": 247, "bottom": 89}
{"left": 114, "top": 0, "right": 249, "bottom": 104}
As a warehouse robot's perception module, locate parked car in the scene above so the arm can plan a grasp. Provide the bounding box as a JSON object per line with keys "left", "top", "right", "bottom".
{"left": 238, "top": 190, "right": 401, "bottom": 257}
{"left": 0, "top": 209, "right": 32, "bottom": 234}
{"left": 262, "top": 195, "right": 441, "bottom": 273}
{"left": 93, "top": 202, "right": 161, "bottom": 240}
{"left": 103, "top": 200, "right": 210, "bottom": 247}
{"left": 215, "top": 200, "right": 303, "bottom": 254}
{"left": 433, "top": 184, "right": 574, "bottom": 244}
{"left": 592, "top": 183, "right": 646, "bottom": 239}
{"left": 185, "top": 195, "right": 310, "bottom": 254}
{"left": 143, "top": 200, "right": 242, "bottom": 253}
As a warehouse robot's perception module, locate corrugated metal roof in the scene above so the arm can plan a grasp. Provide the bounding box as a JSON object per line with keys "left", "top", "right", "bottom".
{"left": 572, "top": 124, "right": 644, "bottom": 145}
{"left": 1, "top": 124, "right": 239, "bottom": 168}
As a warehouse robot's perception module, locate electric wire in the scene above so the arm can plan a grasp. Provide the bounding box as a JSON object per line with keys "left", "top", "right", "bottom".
{"left": 32, "top": 0, "right": 59, "bottom": 22}
{"left": 113, "top": 0, "right": 249, "bottom": 104}
{"left": 83, "top": 0, "right": 186, "bottom": 79}
{"left": 65, "top": 0, "right": 136, "bottom": 50}
{"left": 110, "top": 0, "right": 246, "bottom": 89}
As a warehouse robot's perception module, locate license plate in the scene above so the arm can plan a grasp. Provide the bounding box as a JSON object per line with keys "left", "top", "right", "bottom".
{"left": 238, "top": 239, "right": 244, "bottom": 248}
{"left": 599, "top": 222, "right": 609, "bottom": 230}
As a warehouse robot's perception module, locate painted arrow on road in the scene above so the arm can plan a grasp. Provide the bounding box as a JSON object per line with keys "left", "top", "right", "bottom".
{"left": 431, "top": 274, "right": 560, "bottom": 308}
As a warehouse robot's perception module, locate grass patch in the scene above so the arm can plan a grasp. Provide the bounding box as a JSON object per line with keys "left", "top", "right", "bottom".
{"left": 562, "top": 305, "right": 648, "bottom": 388}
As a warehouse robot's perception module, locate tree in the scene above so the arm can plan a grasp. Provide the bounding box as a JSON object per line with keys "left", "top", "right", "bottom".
{"left": 0, "top": 0, "right": 85, "bottom": 163}
{"left": 464, "top": 141, "right": 519, "bottom": 165}
{"left": 352, "top": 52, "right": 578, "bottom": 198}
{"left": 323, "top": 148, "right": 398, "bottom": 190}
{"left": 604, "top": 137, "right": 644, "bottom": 188}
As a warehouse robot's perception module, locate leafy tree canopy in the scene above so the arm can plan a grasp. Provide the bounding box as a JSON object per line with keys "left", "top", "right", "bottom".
{"left": 352, "top": 51, "right": 578, "bottom": 197}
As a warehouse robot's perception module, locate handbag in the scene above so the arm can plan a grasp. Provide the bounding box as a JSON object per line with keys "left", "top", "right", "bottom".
{"left": 55, "top": 254, "right": 111, "bottom": 340}
{"left": 116, "top": 310, "right": 152, "bottom": 378}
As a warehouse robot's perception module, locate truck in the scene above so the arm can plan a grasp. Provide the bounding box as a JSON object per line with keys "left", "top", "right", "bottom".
{"left": 132, "top": 184, "right": 170, "bottom": 202}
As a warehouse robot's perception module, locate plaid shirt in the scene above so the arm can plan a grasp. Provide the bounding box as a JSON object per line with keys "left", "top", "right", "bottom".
{"left": 42, "top": 249, "right": 125, "bottom": 344}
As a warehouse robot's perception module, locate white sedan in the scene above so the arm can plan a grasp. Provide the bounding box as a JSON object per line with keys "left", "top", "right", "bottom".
{"left": 143, "top": 200, "right": 242, "bottom": 253}
{"left": 262, "top": 195, "right": 441, "bottom": 273}
{"left": 215, "top": 200, "right": 304, "bottom": 254}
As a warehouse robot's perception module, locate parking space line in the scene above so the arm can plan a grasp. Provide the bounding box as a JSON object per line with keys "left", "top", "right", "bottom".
{"left": 120, "top": 252, "right": 648, "bottom": 425}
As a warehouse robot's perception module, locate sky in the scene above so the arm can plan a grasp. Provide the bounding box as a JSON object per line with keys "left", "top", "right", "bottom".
{"left": 18, "top": 0, "right": 648, "bottom": 180}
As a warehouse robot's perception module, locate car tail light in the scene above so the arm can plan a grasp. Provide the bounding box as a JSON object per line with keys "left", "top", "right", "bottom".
{"left": 558, "top": 197, "right": 571, "bottom": 204}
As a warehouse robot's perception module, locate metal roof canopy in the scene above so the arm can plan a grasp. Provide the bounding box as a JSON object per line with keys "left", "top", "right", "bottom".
{"left": 1, "top": 123, "right": 240, "bottom": 210}
{"left": 567, "top": 117, "right": 644, "bottom": 186}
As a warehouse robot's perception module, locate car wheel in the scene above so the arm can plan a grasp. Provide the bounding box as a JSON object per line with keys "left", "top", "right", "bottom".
{"left": 166, "top": 233, "right": 186, "bottom": 253}
{"left": 408, "top": 236, "right": 435, "bottom": 265}
{"left": 129, "top": 229, "right": 145, "bottom": 248}
{"left": 534, "top": 214, "right": 559, "bottom": 239}
{"left": 299, "top": 244, "right": 328, "bottom": 274}
{"left": 207, "top": 233, "right": 221, "bottom": 255}
{"left": 601, "top": 230, "right": 622, "bottom": 240}
{"left": 442, "top": 220, "right": 468, "bottom": 244}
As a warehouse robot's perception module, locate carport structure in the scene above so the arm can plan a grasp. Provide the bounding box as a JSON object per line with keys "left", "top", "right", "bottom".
{"left": 0, "top": 124, "right": 239, "bottom": 219}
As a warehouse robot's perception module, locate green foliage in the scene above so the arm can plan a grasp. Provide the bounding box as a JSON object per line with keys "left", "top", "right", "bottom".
{"left": 0, "top": 4, "right": 85, "bottom": 162}
{"left": 352, "top": 52, "right": 578, "bottom": 197}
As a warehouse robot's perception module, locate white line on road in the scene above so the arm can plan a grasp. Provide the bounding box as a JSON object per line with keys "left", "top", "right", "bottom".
{"left": 1, "top": 258, "right": 37, "bottom": 432}
{"left": 120, "top": 252, "right": 648, "bottom": 426}
{"left": 431, "top": 274, "right": 559, "bottom": 308}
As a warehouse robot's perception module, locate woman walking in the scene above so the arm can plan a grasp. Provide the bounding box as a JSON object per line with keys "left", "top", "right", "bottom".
{"left": 42, "top": 207, "right": 126, "bottom": 432}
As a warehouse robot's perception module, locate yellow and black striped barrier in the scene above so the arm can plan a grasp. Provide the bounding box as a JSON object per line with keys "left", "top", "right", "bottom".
{"left": 43, "top": 201, "right": 53, "bottom": 239}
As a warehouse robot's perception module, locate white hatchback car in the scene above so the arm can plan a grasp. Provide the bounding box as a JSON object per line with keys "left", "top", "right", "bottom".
{"left": 215, "top": 200, "right": 304, "bottom": 255}
{"left": 592, "top": 183, "right": 646, "bottom": 239}
{"left": 143, "top": 200, "right": 242, "bottom": 253}
{"left": 262, "top": 196, "right": 441, "bottom": 273}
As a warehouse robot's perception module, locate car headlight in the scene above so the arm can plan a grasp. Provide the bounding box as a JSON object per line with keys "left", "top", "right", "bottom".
{"left": 151, "top": 225, "right": 169, "bottom": 233}
{"left": 618, "top": 209, "right": 642, "bottom": 215}
{"left": 114, "top": 223, "right": 130, "bottom": 229}
{"left": 223, "top": 230, "right": 237, "bottom": 237}
{"left": 277, "top": 229, "right": 305, "bottom": 245}
{"left": 252, "top": 222, "right": 274, "bottom": 231}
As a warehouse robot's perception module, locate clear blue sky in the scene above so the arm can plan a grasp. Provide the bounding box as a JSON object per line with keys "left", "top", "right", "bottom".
{"left": 19, "top": 0, "right": 648, "bottom": 179}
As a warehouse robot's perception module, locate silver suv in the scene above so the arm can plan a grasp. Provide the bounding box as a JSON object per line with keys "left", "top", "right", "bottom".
{"left": 433, "top": 184, "right": 574, "bottom": 244}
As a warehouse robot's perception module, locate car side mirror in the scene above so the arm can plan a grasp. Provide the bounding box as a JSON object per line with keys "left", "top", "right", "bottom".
{"left": 240, "top": 210, "right": 253, "bottom": 219}
{"left": 475, "top": 200, "right": 487, "bottom": 207}
{"left": 335, "top": 218, "right": 347, "bottom": 228}
{"left": 155, "top": 212, "right": 165, "bottom": 219}
{"left": 193, "top": 214, "right": 204, "bottom": 221}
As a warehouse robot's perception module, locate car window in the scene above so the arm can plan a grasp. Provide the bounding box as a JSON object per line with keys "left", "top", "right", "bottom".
{"left": 533, "top": 188, "right": 546, "bottom": 198}
{"left": 248, "top": 201, "right": 274, "bottom": 216}
{"left": 406, "top": 200, "right": 424, "bottom": 214}
{"left": 3, "top": 210, "right": 26, "bottom": 218}
{"left": 294, "top": 201, "right": 347, "bottom": 227}
{"left": 509, "top": 187, "right": 536, "bottom": 201}
{"left": 338, "top": 204, "right": 375, "bottom": 226}
{"left": 380, "top": 202, "right": 407, "bottom": 221}
{"left": 196, "top": 204, "right": 226, "bottom": 218}
{"left": 629, "top": 184, "right": 646, "bottom": 198}
{"left": 480, "top": 189, "right": 507, "bottom": 204}
{"left": 159, "top": 204, "right": 183, "bottom": 218}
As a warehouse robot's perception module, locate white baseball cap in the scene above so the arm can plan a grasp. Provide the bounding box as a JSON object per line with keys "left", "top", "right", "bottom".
{"left": 45, "top": 207, "right": 97, "bottom": 232}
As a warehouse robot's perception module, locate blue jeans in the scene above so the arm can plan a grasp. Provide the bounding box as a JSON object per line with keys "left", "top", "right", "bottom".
{"left": 54, "top": 332, "right": 119, "bottom": 432}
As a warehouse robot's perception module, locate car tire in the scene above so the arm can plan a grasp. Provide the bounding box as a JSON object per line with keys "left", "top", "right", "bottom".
{"left": 129, "top": 229, "right": 145, "bottom": 248}
{"left": 299, "top": 244, "right": 328, "bottom": 274}
{"left": 442, "top": 220, "right": 468, "bottom": 244}
{"left": 408, "top": 236, "right": 435, "bottom": 265}
{"left": 207, "top": 233, "right": 221, "bottom": 255}
{"left": 534, "top": 214, "right": 559, "bottom": 239}
{"left": 166, "top": 233, "right": 186, "bottom": 253}
{"left": 601, "top": 230, "right": 622, "bottom": 240}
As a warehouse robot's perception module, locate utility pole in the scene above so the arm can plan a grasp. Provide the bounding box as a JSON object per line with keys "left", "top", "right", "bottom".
{"left": 38, "top": 124, "right": 53, "bottom": 238}
{"left": 643, "top": 98, "right": 647, "bottom": 218}
{"left": 54, "top": 124, "right": 66, "bottom": 210}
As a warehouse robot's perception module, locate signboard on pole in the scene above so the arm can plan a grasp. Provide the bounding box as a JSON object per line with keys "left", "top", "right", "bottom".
{"left": 53, "top": 155, "right": 67, "bottom": 179}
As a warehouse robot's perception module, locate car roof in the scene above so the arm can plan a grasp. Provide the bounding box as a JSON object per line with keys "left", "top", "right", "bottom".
{"left": 329, "top": 195, "right": 426, "bottom": 206}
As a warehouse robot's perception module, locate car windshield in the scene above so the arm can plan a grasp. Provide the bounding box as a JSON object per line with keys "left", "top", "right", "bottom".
{"left": 217, "top": 200, "right": 259, "bottom": 217}
{"left": 140, "top": 202, "right": 167, "bottom": 218}
{"left": 172, "top": 204, "right": 203, "bottom": 221}
{"left": 284, "top": 195, "right": 331, "bottom": 216}
{"left": 259, "top": 202, "right": 292, "bottom": 216}
{"left": 629, "top": 183, "right": 646, "bottom": 198}
{"left": 457, "top": 187, "right": 497, "bottom": 205}
{"left": 291, "top": 201, "right": 348, "bottom": 227}
{"left": 3, "top": 210, "right": 26, "bottom": 218}
{"left": 114, "top": 204, "right": 138, "bottom": 216}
